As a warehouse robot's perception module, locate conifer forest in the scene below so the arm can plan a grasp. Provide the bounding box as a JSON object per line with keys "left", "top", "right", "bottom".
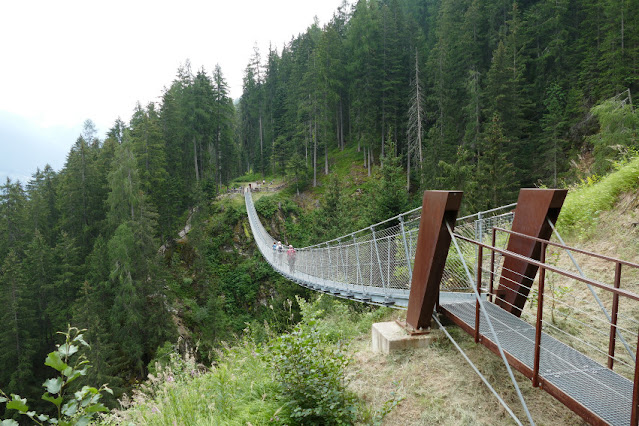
{"left": 1, "top": 0, "right": 638, "bottom": 418}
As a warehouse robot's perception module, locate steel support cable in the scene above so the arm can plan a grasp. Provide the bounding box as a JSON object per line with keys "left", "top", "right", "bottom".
{"left": 528, "top": 288, "right": 639, "bottom": 338}
{"left": 446, "top": 222, "right": 536, "bottom": 426}
{"left": 539, "top": 320, "right": 636, "bottom": 371}
{"left": 547, "top": 220, "right": 636, "bottom": 363}
{"left": 482, "top": 261, "right": 638, "bottom": 391}
{"left": 523, "top": 287, "right": 636, "bottom": 337}
{"left": 431, "top": 313, "right": 524, "bottom": 426}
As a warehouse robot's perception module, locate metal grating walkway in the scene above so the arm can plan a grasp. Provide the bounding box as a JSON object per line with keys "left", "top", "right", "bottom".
{"left": 440, "top": 300, "right": 634, "bottom": 426}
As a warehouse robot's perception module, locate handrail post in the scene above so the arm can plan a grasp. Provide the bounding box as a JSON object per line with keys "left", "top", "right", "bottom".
{"left": 608, "top": 262, "right": 622, "bottom": 369}
{"left": 387, "top": 235, "right": 391, "bottom": 290}
{"left": 533, "top": 242, "right": 547, "bottom": 388}
{"left": 336, "top": 238, "right": 343, "bottom": 282}
{"left": 327, "top": 242, "right": 332, "bottom": 282}
{"left": 475, "top": 246, "right": 483, "bottom": 343}
{"left": 399, "top": 215, "right": 413, "bottom": 282}
{"left": 489, "top": 227, "right": 497, "bottom": 303}
{"left": 371, "top": 226, "right": 389, "bottom": 301}
{"left": 633, "top": 328, "right": 639, "bottom": 425}
{"left": 353, "top": 233, "right": 366, "bottom": 297}
{"left": 319, "top": 246, "right": 324, "bottom": 285}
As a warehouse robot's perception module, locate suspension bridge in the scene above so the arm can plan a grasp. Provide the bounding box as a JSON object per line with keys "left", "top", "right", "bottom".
{"left": 244, "top": 188, "right": 639, "bottom": 426}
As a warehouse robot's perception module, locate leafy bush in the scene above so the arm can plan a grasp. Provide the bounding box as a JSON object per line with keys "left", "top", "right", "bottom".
{"left": 269, "top": 296, "right": 357, "bottom": 425}
{"left": 255, "top": 195, "right": 279, "bottom": 219}
{"left": 0, "top": 327, "right": 112, "bottom": 426}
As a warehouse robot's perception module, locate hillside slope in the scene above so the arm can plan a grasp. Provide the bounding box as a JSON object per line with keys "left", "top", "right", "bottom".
{"left": 103, "top": 151, "right": 639, "bottom": 425}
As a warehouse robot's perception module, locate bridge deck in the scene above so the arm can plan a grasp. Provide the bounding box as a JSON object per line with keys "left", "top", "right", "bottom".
{"left": 439, "top": 300, "right": 633, "bottom": 426}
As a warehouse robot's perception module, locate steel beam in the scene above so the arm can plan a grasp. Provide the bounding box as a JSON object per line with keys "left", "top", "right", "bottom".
{"left": 495, "top": 188, "right": 568, "bottom": 316}
{"left": 406, "top": 191, "right": 463, "bottom": 330}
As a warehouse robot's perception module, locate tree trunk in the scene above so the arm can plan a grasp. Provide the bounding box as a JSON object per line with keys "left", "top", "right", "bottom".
{"left": 335, "top": 108, "right": 340, "bottom": 150}
{"left": 193, "top": 136, "right": 199, "bottom": 182}
{"left": 313, "top": 119, "right": 317, "bottom": 187}
{"left": 306, "top": 120, "right": 311, "bottom": 166}
{"left": 339, "top": 101, "right": 344, "bottom": 150}
{"left": 259, "top": 115, "right": 264, "bottom": 176}
{"left": 325, "top": 147, "right": 328, "bottom": 175}
{"left": 407, "top": 152, "right": 411, "bottom": 191}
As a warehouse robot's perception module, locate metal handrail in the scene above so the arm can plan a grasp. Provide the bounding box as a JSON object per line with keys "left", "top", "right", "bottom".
{"left": 453, "top": 230, "right": 639, "bottom": 425}
{"left": 495, "top": 227, "right": 639, "bottom": 269}
{"left": 454, "top": 232, "right": 639, "bottom": 302}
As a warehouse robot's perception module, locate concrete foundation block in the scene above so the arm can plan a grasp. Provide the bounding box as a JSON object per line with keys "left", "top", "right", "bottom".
{"left": 371, "top": 321, "right": 439, "bottom": 354}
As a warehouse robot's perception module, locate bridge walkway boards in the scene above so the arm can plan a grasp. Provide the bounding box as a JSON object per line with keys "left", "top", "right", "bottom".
{"left": 439, "top": 300, "right": 633, "bottom": 426}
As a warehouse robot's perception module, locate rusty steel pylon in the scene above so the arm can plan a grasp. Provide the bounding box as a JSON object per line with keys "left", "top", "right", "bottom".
{"left": 494, "top": 188, "right": 568, "bottom": 316}
{"left": 406, "top": 191, "right": 463, "bottom": 330}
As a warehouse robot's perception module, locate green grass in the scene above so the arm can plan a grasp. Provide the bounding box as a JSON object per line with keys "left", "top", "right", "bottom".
{"left": 103, "top": 340, "right": 285, "bottom": 426}
{"left": 102, "top": 296, "right": 394, "bottom": 425}
{"left": 557, "top": 156, "right": 639, "bottom": 237}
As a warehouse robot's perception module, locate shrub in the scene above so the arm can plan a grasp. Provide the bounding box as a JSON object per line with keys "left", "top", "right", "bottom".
{"left": 269, "top": 297, "right": 357, "bottom": 425}
{"left": 255, "top": 195, "right": 279, "bottom": 219}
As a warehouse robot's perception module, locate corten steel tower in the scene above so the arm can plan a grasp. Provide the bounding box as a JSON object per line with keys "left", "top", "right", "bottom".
{"left": 406, "top": 191, "right": 463, "bottom": 330}
{"left": 494, "top": 189, "right": 567, "bottom": 316}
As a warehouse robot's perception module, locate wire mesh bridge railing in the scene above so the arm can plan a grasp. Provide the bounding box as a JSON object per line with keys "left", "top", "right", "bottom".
{"left": 245, "top": 190, "right": 515, "bottom": 307}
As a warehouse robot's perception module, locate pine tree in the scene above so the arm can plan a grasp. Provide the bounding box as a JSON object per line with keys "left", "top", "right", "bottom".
{"left": 0, "top": 250, "right": 37, "bottom": 396}
{"left": 0, "top": 179, "right": 29, "bottom": 259}
{"left": 476, "top": 113, "right": 517, "bottom": 208}
{"left": 538, "top": 82, "right": 568, "bottom": 186}
{"left": 103, "top": 140, "right": 172, "bottom": 378}
{"left": 211, "top": 65, "right": 236, "bottom": 191}
{"left": 23, "top": 230, "right": 55, "bottom": 353}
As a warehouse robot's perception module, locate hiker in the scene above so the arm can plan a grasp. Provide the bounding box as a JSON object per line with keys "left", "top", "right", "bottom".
{"left": 286, "top": 244, "right": 296, "bottom": 273}
{"left": 277, "top": 241, "right": 283, "bottom": 264}
{"left": 272, "top": 241, "right": 277, "bottom": 261}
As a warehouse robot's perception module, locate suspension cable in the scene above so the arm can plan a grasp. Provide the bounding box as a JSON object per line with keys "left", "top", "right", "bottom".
{"left": 547, "top": 219, "right": 636, "bottom": 362}
{"left": 446, "top": 222, "right": 535, "bottom": 426}
{"left": 431, "top": 314, "right": 524, "bottom": 426}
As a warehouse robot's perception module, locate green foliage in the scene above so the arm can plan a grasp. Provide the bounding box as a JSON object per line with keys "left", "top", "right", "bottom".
{"left": 104, "top": 294, "right": 396, "bottom": 425}
{"left": 0, "top": 326, "right": 112, "bottom": 426}
{"left": 286, "top": 152, "right": 310, "bottom": 195}
{"left": 588, "top": 99, "right": 639, "bottom": 174}
{"left": 367, "top": 139, "right": 409, "bottom": 226}
{"left": 254, "top": 195, "right": 279, "bottom": 219}
{"left": 269, "top": 296, "right": 357, "bottom": 425}
{"left": 557, "top": 155, "right": 639, "bottom": 236}
{"left": 105, "top": 336, "right": 286, "bottom": 425}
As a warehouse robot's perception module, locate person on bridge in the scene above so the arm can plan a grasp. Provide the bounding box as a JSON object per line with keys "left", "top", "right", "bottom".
{"left": 287, "top": 244, "right": 296, "bottom": 273}
{"left": 277, "top": 241, "right": 283, "bottom": 264}
{"left": 272, "top": 241, "right": 277, "bottom": 261}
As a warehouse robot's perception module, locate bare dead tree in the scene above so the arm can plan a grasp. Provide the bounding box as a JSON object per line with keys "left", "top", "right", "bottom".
{"left": 406, "top": 47, "right": 425, "bottom": 190}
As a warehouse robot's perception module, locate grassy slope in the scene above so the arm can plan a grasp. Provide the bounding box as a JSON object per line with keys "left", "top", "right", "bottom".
{"left": 557, "top": 156, "right": 639, "bottom": 237}
{"left": 107, "top": 151, "right": 639, "bottom": 425}
{"left": 346, "top": 156, "right": 639, "bottom": 425}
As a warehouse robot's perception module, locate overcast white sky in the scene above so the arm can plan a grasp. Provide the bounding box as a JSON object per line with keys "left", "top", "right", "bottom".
{"left": 0, "top": 0, "right": 350, "bottom": 183}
